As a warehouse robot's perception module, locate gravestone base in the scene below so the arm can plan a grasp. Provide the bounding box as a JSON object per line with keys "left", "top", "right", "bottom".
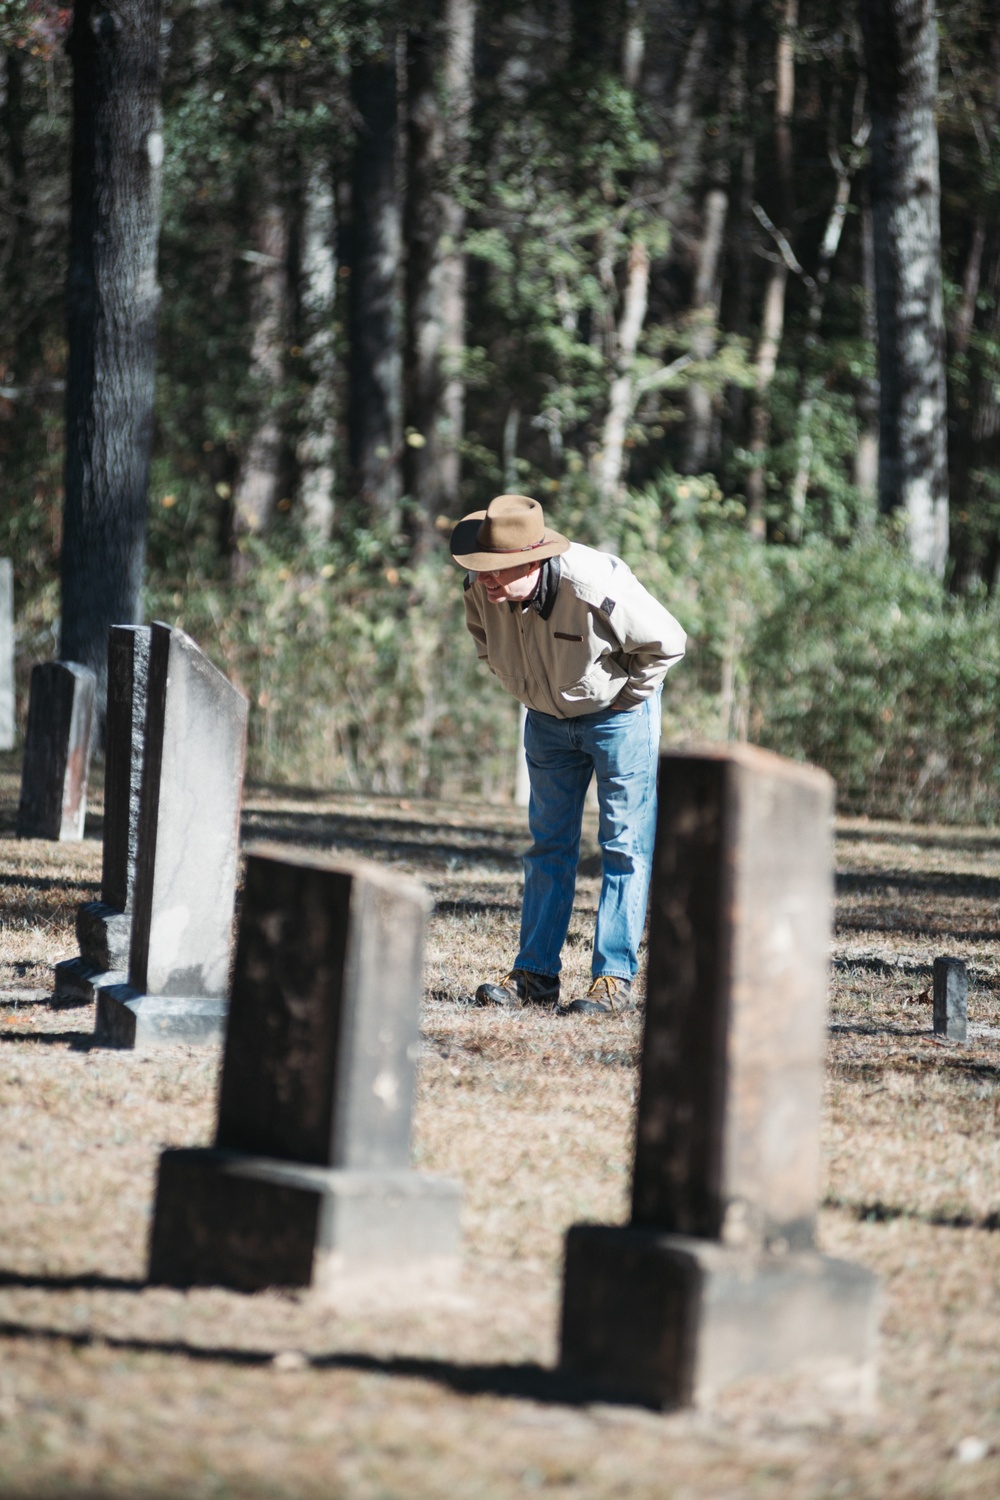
{"left": 53, "top": 956, "right": 127, "bottom": 1007}
{"left": 148, "top": 1148, "right": 463, "bottom": 1293}
{"left": 54, "top": 899, "right": 133, "bottom": 1004}
{"left": 560, "top": 1224, "right": 880, "bottom": 1412}
{"left": 76, "top": 899, "right": 133, "bottom": 971}
{"left": 95, "top": 985, "right": 227, "bottom": 1047}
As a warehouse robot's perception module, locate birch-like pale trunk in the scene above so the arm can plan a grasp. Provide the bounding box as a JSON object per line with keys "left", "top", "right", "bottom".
{"left": 591, "top": 18, "right": 710, "bottom": 510}
{"left": 296, "top": 161, "right": 337, "bottom": 543}
{"left": 861, "top": 0, "right": 949, "bottom": 576}
{"left": 593, "top": 239, "right": 649, "bottom": 511}
{"left": 854, "top": 193, "right": 880, "bottom": 506}
{"left": 231, "top": 183, "right": 288, "bottom": 548}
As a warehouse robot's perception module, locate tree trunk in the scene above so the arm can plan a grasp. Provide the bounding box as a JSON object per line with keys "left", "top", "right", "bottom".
{"left": 860, "top": 0, "right": 949, "bottom": 576}
{"left": 1, "top": 47, "right": 35, "bottom": 379}
{"left": 949, "top": 220, "right": 1000, "bottom": 591}
{"left": 682, "top": 185, "right": 728, "bottom": 474}
{"left": 788, "top": 71, "right": 868, "bottom": 539}
{"left": 231, "top": 173, "right": 288, "bottom": 551}
{"left": 295, "top": 159, "right": 337, "bottom": 543}
{"left": 403, "top": 0, "right": 475, "bottom": 555}
{"left": 854, "top": 188, "right": 880, "bottom": 506}
{"left": 348, "top": 42, "right": 403, "bottom": 524}
{"left": 744, "top": 0, "right": 796, "bottom": 539}
{"left": 593, "top": 238, "right": 649, "bottom": 511}
{"left": 438, "top": 0, "right": 474, "bottom": 516}
{"left": 61, "top": 0, "right": 163, "bottom": 727}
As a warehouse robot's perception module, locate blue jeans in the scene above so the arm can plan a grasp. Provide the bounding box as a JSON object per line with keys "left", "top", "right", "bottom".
{"left": 515, "top": 692, "right": 661, "bottom": 982}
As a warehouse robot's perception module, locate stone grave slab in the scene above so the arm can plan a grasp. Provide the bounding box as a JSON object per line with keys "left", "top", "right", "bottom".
{"left": 55, "top": 626, "right": 151, "bottom": 1004}
{"left": 0, "top": 559, "right": 14, "bottom": 750}
{"left": 148, "top": 846, "right": 462, "bottom": 1291}
{"left": 94, "top": 623, "right": 248, "bottom": 1047}
{"left": 559, "top": 744, "right": 880, "bottom": 1411}
{"left": 933, "top": 956, "right": 967, "bottom": 1043}
{"left": 16, "top": 660, "right": 96, "bottom": 840}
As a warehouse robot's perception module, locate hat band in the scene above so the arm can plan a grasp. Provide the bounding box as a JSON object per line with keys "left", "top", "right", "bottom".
{"left": 477, "top": 536, "right": 549, "bottom": 554}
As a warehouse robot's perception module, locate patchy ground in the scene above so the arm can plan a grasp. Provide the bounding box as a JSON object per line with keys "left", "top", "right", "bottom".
{"left": 0, "top": 749, "right": 997, "bottom": 1499}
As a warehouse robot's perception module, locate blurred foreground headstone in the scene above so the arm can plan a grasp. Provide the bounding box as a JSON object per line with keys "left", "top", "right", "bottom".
{"left": 559, "top": 745, "right": 880, "bottom": 1411}
{"left": 95, "top": 623, "right": 247, "bottom": 1047}
{"left": 16, "top": 661, "right": 96, "bottom": 840}
{"left": 148, "top": 846, "right": 462, "bottom": 1292}
{"left": 0, "top": 559, "right": 14, "bottom": 751}
{"left": 55, "top": 627, "right": 151, "bottom": 1004}
{"left": 933, "top": 956, "right": 967, "bottom": 1044}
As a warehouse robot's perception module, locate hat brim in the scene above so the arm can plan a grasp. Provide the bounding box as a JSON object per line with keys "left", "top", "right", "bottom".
{"left": 449, "top": 511, "right": 570, "bottom": 571}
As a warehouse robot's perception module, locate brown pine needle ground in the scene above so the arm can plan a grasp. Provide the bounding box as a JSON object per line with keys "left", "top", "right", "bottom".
{"left": 0, "top": 750, "right": 998, "bottom": 1498}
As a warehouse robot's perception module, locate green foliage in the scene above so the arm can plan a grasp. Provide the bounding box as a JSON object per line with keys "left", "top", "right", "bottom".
{"left": 145, "top": 526, "right": 520, "bottom": 799}
{"left": 141, "top": 472, "right": 1000, "bottom": 825}
{"left": 748, "top": 535, "right": 1000, "bottom": 821}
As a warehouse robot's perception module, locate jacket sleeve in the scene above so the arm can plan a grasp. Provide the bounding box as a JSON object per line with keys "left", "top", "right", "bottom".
{"left": 604, "top": 574, "right": 687, "bottom": 708}
{"left": 463, "top": 576, "right": 490, "bottom": 661}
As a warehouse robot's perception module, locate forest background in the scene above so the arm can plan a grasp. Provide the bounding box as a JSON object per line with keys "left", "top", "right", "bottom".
{"left": 0, "top": 0, "right": 998, "bottom": 822}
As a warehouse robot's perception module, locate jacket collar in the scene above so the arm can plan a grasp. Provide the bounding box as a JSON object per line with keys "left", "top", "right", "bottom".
{"left": 509, "top": 555, "right": 560, "bottom": 619}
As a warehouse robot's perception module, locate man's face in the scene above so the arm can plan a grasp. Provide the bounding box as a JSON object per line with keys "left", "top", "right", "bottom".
{"left": 476, "top": 561, "right": 542, "bottom": 604}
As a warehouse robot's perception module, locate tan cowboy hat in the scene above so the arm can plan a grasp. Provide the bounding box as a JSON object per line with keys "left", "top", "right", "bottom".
{"left": 449, "top": 494, "right": 570, "bottom": 571}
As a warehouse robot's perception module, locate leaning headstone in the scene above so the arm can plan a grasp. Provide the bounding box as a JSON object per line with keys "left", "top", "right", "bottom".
{"left": 559, "top": 745, "right": 880, "bottom": 1410}
{"left": 933, "top": 956, "right": 968, "bottom": 1044}
{"left": 54, "top": 627, "right": 151, "bottom": 1004}
{"left": 0, "top": 559, "right": 14, "bottom": 750}
{"left": 16, "top": 661, "right": 96, "bottom": 840}
{"left": 148, "top": 846, "right": 462, "bottom": 1292}
{"left": 95, "top": 623, "right": 248, "bottom": 1047}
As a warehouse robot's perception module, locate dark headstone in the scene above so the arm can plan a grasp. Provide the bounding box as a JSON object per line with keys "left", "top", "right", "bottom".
{"left": 0, "top": 559, "right": 13, "bottom": 751}
{"left": 54, "top": 627, "right": 151, "bottom": 1004}
{"left": 94, "top": 623, "right": 248, "bottom": 1046}
{"left": 559, "top": 745, "right": 880, "bottom": 1410}
{"left": 148, "top": 847, "right": 462, "bottom": 1292}
{"left": 16, "top": 661, "right": 96, "bottom": 840}
{"left": 933, "top": 956, "right": 967, "bottom": 1043}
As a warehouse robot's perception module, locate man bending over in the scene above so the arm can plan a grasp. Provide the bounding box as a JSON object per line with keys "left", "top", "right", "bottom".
{"left": 450, "top": 493, "right": 686, "bottom": 1017}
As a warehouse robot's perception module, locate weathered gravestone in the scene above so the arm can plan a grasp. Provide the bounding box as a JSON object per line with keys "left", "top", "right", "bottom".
{"left": 94, "top": 622, "right": 248, "bottom": 1047}
{"left": 148, "top": 846, "right": 462, "bottom": 1292}
{"left": 55, "top": 626, "right": 151, "bottom": 1004}
{"left": 16, "top": 660, "right": 96, "bottom": 840}
{"left": 933, "top": 956, "right": 968, "bottom": 1044}
{"left": 0, "top": 559, "right": 14, "bottom": 751}
{"left": 559, "top": 744, "right": 880, "bottom": 1410}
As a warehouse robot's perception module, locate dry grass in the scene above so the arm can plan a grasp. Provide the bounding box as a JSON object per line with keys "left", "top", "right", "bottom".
{"left": 0, "top": 750, "right": 998, "bottom": 1498}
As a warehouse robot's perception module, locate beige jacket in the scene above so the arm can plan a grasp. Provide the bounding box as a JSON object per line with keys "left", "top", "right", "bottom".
{"left": 463, "top": 542, "right": 686, "bottom": 719}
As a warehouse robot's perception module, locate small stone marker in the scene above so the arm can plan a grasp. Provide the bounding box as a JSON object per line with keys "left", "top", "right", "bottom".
{"left": 933, "top": 956, "right": 968, "bottom": 1043}
{"left": 95, "top": 623, "right": 248, "bottom": 1047}
{"left": 55, "top": 626, "right": 151, "bottom": 1004}
{"left": 0, "top": 559, "right": 14, "bottom": 751}
{"left": 559, "top": 745, "right": 880, "bottom": 1410}
{"left": 148, "top": 846, "right": 462, "bottom": 1292}
{"left": 16, "top": 660, "right": 96, "bottom": 840}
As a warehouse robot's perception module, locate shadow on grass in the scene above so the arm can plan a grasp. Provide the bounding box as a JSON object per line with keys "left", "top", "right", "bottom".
{"left": 241, "top": 808, "right": 525, "bottom": 870}
{"left": 823, "top": 1196, "right": 1000, "bottom": 1232}
{"left": 836, "top": 870, "right": 1000, "bottom": 898}
{"left": 836, "top": 827, "right": 1000, "bottom": 855}
{"left": 831, "top": 1055, "right": 1000, "bottom": 1081}
{"left": 0, "top": 1029, "right": 95, "bottom": 1048}
{"left": 0, "top": 872, "right": 101, "bottom": 895}
{"left": 0, "top": 1312, "right": 623, "bottom": 1409}
{"left": 828, "top": 1021, "right": 929, "bottom": 1037}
